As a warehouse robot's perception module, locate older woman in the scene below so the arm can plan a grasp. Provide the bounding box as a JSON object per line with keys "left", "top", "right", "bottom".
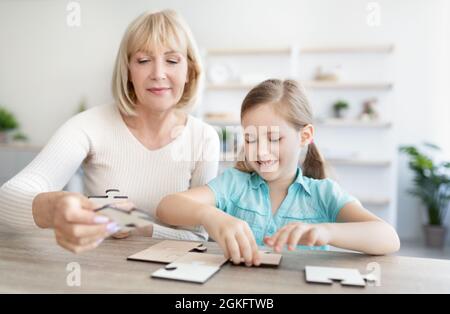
{"left": 0, "top": 10, "right": 219, "bottom": 253}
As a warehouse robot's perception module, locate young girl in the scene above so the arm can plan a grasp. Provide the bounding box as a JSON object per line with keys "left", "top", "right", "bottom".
{"left": 156, "top": 79, "right": 400, "bottom": 266}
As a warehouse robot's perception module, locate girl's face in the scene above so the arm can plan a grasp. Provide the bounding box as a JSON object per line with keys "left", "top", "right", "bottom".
{"left": 241, "top": 103, "right": 313, "bottom": 183}
{"left": 128, "top": 47, "right": 189, "bottom": 113}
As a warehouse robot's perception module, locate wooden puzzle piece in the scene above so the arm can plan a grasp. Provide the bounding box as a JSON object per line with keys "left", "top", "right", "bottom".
{"left": 95, "top": 206, "right": 153, "bottom": 230}
{"left": 151, "top": 253, "right": 227, "bottom": 283}
{"left": 237, "top": 250, "right": 282, "bottom": 266}
{"left": 127, "top": 240, "right": 207, "bottom": 263}
{"left": 305, "top": 266, "right": 366, "bottom": 287}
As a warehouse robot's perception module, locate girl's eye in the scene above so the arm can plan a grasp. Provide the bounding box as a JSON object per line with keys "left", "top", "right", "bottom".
{"left": 138, "top": 59, "right": 149, "bottom": 64}
{"left": 167, "top": 59, "right": 179, "bottom": 64}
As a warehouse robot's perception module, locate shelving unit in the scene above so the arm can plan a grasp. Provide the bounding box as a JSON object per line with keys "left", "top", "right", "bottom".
{"left": 200, "top": 44, "right": 397, "bottom": 226}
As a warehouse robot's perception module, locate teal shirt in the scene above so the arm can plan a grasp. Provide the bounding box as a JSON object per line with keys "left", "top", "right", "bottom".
{"left": 207, "top": 167, "right": 356, "bottom": 250}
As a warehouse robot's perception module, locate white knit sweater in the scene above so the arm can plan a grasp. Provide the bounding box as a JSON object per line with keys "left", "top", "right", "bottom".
{"left": 0, "top": 104, "right": 220, "bottom": 240}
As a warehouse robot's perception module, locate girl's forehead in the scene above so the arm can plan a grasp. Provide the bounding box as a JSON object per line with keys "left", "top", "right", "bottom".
{"left": 242, "top": 104, "right": 289, "bottom": 129}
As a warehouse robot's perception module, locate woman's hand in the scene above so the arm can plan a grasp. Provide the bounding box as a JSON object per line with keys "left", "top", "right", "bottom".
{"left": 201, "top": 209, "right": 261, "bottom": 266}
{"left": 50, "top": 193, "right": 120, "bottom": 253}
{"left": 111, "top": 225, "right": 153, "bottom": 239}
{"left": 264, "top": 222, "right": 331, "bottom": 252}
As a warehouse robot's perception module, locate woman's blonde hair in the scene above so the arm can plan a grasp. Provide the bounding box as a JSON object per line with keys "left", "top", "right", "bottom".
{"left": 112, "top": 10, "right": 203, "bottom": 116}
{"left": 235, "top": 79, "right": 327, "bottom": 179}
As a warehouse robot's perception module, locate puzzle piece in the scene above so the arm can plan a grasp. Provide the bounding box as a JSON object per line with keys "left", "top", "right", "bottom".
{"left": 237, "top": 250, "right": 282, "bottom": 266}
{"left": 127, "top": 240, "right": 207, "bottom": 263}
{"left": 305, "top": 266, "right": 366, "bottom": 287}
{"left": 151, "top": 253, "right": 227, "bottom": 283}
{"left": 88, "top": 189, "right": 129, "bottom": 207}
{"left": 95, "top": 206, "right": 153, "bottom": 230}
{"left": 89, "top": 189, "right": 153, "bottom": 231}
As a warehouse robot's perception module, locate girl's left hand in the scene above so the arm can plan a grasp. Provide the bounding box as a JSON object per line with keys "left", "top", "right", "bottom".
{"left": 264, "top": 223, "right": 331, "bottom": 252}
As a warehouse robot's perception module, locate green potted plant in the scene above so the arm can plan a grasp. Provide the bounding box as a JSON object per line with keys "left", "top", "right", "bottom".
{"left": 217, "top": 127, "right": 234, "bottom": 153}
{"left": 332, "top": 100, "right": 350, "bottom": 119}
{"left": 12, "top": 131, "right": 29, "bottom": 144}
{"left": 400, "top": 143, "right": 450, "bottom": 248}
{"left": 0, "top": 107, "right": 19, "bottom": 143}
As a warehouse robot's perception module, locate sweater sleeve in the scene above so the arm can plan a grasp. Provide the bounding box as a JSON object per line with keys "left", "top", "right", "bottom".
{"left": 190, "top": 123, "right": 220, "bottom": 188}
{"left": 0, "top": 116, "right": 90, "bottom": 231}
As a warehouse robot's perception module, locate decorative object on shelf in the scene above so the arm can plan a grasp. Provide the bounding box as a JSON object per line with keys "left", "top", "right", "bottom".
{"left": 0, "top": 106, "right": 19, "bottom": 144}
{"left": 359, "top": 98, "right": 379, "bottom": 121}
{"left": 400, "top": 143, "right": 450, "bottom": 248}
{"left": 204, "top": 112, "right": 239, "bottom": 124}
{"left": 217, "top": 127, "right": 235, "bottom": 153}
{"left": 207, "top": 63, "right": 235, "bottom": 84}
{"left": 314, "top": 65, "right": 341, "bottom": 82}
{"left": 12, "top": 131, "right": 29, "bottom": 145}
{"left": 76, "top": 97, "right": 88, "bottom": 114}
{"left": 332, "top": 100, "right": 350, "bottom": 119}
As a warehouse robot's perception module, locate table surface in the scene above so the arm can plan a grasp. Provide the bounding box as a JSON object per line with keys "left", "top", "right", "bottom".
{"left": 1, "top": 229, "right": 450, "bottom": 293}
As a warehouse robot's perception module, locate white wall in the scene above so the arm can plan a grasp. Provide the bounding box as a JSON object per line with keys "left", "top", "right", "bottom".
{"left": 0, "top": 0, "right": 449, "bottom": 240}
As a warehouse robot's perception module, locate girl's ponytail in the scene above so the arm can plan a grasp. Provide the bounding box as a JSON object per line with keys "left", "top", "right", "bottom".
{"left": 302, "top": 142, "right": 326, "bottom": 179}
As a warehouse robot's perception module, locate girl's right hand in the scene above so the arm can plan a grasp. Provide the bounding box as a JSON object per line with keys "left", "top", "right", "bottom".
{"left": 51, "top": 193, "right": 120, "bottom": 253}
{"left": 201, "top": 209, "right": 261, "bottom": 266}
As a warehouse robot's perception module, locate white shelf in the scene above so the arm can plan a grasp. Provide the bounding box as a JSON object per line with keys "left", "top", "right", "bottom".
{"left": 327, "top": 158, "right": 391, "bottom": 167}
{"left": 0, "top": 143, "right": 42, "bottom": 152}
{"left": 206, "top": 81, "right": 393, "bottom": 91}
{"left": 204, "top": 119, "right": 240, "bottom": 127}
{"left": 317, "top": 119, "right": 392, "bottom": 128}
{"left": 358, "top": 197, "right": 391, "bottom": 207}
{"left": 206, "top": 47, "right": 291, "bottom": 56}
{"left": 304, "top": 81, "right": 393, "bottom": 90}
{"left": 205, "top": 44, "right": 394, "bottom": 55}
{"left": 300, "top": 45, "right": 394, "bottom": 54}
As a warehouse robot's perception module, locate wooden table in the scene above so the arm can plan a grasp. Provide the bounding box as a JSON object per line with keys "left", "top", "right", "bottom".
{"left": 1, "top": 229, "right": 449, "bottom": 293}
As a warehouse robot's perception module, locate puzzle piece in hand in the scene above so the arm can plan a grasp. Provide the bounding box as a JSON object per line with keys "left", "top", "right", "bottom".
{"left": 305, "top": 266, "right": 366, "bottom": 287}
{"left": 127, "top": 240, "right": 207, "bottom": 263}
{"left": 89, "top": 189, "right": 153, "bottom": 231}
{"left": 151, "top": 252, "right": 228, "bottom": 284}
{"left": 88, "top": 189, "right": 129, "bottom": 207}
{"left": 95, "top": 206, "right": 153, "bottom": 230}
{"left": 238, "top": 250, "right": 282, "bottom": 266}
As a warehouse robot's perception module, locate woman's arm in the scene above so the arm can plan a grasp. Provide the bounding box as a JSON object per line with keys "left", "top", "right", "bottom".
{"left": 0, "top": 116, "right": 115, "bottom": 253}
{"left": 0, "top": 118, "right": 89, "bottom": 230}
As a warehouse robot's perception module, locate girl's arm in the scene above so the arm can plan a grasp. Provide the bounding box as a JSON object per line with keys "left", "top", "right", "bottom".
{"left": 156, "top": 187, "right": 261, "bottom": 266}
{"left": 265, "top": 201, "right": 400, "bottom": 255}
{"left": 326, "top": 201, "right": 400, "bottom": 255}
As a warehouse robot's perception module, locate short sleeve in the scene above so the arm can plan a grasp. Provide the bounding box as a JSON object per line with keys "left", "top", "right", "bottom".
{"left": 318, "top": 179, "right": 357, "bottom": 222}
{"left": 207, "top": 168, "right": 243, "bottom": 213}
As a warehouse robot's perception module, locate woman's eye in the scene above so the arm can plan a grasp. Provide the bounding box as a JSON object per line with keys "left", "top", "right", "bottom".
{"left": 138, "top": 59, "right": 149, "bottom": 64}
{"left": 167, "top": 59, "right": 179, "bottom": 64}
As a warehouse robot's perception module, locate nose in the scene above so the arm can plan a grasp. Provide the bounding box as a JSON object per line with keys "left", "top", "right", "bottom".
{"left": 257, "top": 137, "right": 270, "bottom": 160}
{"left": 149, "top": 59, "right": 167, "bottom": 81}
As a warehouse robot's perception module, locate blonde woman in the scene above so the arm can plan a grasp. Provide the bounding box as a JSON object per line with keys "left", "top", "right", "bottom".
{"left": 0, "top": 10, "right": 219, "bottom": 253}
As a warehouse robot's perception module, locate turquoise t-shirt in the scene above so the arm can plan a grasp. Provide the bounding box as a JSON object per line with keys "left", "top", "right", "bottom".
{"left": 207, "top": 167, "right": 357, "bottom": 250}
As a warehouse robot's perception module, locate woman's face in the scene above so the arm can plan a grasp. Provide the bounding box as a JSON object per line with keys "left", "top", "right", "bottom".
{"left": 241, "top": 103, "right": 313, "bottom": 183}
{"left": 128, "top": 47, "right": 189, "bottom": 113}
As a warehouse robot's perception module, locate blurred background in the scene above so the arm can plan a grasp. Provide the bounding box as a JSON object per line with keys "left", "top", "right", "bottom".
{"left": 0, "top": 0, "right": 449, "bottom": 258}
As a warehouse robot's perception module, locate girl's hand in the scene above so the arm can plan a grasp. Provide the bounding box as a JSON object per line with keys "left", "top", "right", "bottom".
{"left": 264, "top": 222, "right": 331, "bottom": 252}
{"left": 201, "top": 209, "right": 261, "bottom": 266}
{"left": 51, "top": 193, "right": 120, "bottom": 253}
